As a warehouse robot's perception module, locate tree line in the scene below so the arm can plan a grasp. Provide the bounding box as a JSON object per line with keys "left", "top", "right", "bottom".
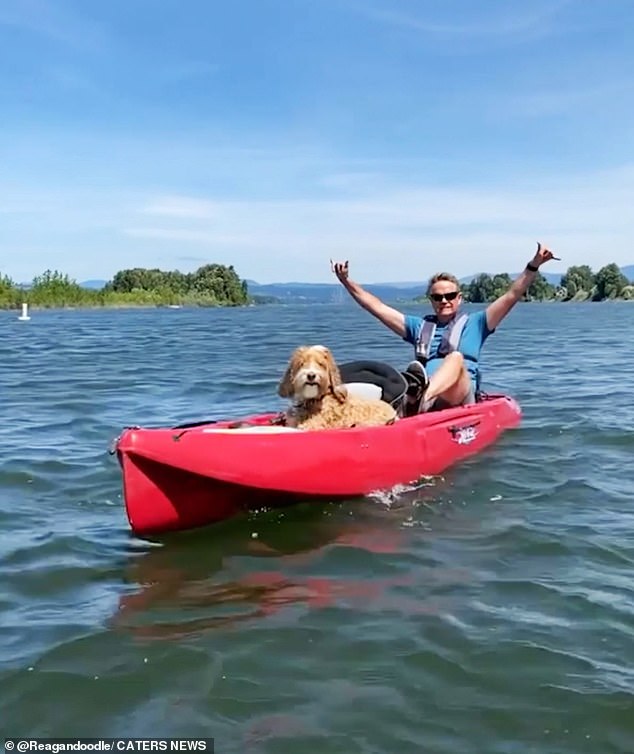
{"left": 0, "top": 264, "right": 249, "bottom": 309}
{"left": 459, "top": 263, "right": 633, "bottom": 303}
{"left": 1, "top": 260, "right": 632, "bottom": 310}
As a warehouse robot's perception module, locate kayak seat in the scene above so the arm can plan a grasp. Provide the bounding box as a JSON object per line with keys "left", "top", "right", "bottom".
{"left": 338, "top": 360, "right": 408, "bottom": 409}
{"left": 343, "top": 382, "right": 383, "bottom": 401}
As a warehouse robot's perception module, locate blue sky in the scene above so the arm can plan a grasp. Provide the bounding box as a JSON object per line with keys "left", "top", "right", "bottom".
{"left": 1, "top": 0, "right": 633, "bottom": 284}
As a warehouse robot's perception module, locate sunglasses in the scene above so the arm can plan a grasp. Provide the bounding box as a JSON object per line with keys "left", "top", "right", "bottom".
{"left": 430, "top": 291, "right": 460, "bottom": 303}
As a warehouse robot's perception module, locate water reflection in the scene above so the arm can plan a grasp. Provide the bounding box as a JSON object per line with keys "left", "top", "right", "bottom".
{"left": 111, "top": 497, "right": 472, "bottom": 639}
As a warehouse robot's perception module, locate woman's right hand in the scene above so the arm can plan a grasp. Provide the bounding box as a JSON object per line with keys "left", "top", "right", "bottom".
{"left": 330, "top": 259, "right": 349, "bottom": 282}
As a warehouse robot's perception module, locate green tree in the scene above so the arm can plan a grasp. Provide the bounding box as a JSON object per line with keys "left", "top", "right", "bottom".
{"left": 594, "top": 263, "right": 629, "bottom": 300}
{"left": 490, "top": 273, "right": 512, "bottom": 300}
{"left": 560, "top": 265, "right": 594, "bottom": 300}
{"left": 105, "top": 262, "right": 248, "bottom": 306}
{"left": 189, "top": 264, "right": 248, "bottom": 305}
{"left": 0, "top": 272, "right": 21, "bottom": 308}
{"left": 29, "top": 270, "right": 94, "bottom": 307}
{"left": 109, "top": 267, "right": 168, "bottom": 293}
{"left": 464, "top": 273, "right": 513, "bottom": 302}
{"left": 464, "top": 274, "right": 494, "bottom": 303}
{"left": 526, "top": 272, "right": 555, "bottom": 301}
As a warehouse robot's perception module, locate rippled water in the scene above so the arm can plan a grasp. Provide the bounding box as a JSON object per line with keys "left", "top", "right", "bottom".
{"left": 1, "top": 302, "right": 633, "bottom": 752}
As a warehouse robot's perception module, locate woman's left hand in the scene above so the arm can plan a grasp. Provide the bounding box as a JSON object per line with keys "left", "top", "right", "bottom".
{"left": 533, "top": 242, "right": 560, "bottom": 266}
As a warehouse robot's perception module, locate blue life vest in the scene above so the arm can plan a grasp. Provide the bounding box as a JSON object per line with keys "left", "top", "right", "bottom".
{"left": 414, "top": 313, "right": 482, "bottom": 392}
{"left": 414, "top": 313, "right": 469, "bottom": 362}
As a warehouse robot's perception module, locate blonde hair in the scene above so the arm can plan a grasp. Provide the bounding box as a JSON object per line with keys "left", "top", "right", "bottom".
{"left": 426, "top": 272, "right": 461, "bottom": 296}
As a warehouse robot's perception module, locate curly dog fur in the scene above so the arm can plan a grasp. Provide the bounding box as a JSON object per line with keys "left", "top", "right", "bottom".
{"left": 278, "top": 345, "right": 397, "bottom": 430}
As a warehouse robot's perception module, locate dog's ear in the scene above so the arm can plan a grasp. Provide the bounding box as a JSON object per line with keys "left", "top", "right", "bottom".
{"left": 278, "top": 365, "right": 293, "bottom": 398}
{"left": 332, "top": 384, "right": 348, "bottom": 403}
{"left": 324, "top": 348, "right": 345, "bottom": 399}
{"left": 278, "top": 348, "right": 303, "bottom": 398}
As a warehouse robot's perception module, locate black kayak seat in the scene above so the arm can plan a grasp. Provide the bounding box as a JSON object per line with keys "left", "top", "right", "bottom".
{"left": 338, "top": 360, "right": 408, "bottom": 408}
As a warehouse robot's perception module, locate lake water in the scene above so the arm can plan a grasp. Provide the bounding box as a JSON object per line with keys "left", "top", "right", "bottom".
{"left": 1, "top": 301, "right": 633, "bottom": 753}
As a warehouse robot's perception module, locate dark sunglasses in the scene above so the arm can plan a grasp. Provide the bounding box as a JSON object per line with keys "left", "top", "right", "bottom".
{"left": 431, "top": 291, "right": 460, "bottom": 303}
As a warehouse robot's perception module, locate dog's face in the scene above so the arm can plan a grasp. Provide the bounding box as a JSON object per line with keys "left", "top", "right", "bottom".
{"left": 278, "top": 345, "right": 346, "bottom": 402}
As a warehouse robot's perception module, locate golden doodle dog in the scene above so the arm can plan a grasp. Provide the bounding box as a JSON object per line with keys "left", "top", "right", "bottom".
{"left": 278, "top": 345, "right": 397, "bottom": 430}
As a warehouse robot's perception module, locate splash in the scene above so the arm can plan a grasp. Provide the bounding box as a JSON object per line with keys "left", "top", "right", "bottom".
{"left": 368, "top": 475, "right": 441, "bottom": 507}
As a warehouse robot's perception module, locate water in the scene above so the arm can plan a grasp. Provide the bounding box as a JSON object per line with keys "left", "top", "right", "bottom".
{"left": 1, "top": 302, "right": 633, "bottom": 753}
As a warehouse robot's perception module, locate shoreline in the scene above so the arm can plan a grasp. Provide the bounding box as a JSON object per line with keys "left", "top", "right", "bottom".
{"left": 1, "top": 302, "right": 253, "bottom": 312}
{"left": 2, "top": 298, "right": 633, "bottom": 313}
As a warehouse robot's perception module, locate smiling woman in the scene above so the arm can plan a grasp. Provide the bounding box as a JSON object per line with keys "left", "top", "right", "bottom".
{"left": 331, "top": 242, "right": 558, "bottom": 412}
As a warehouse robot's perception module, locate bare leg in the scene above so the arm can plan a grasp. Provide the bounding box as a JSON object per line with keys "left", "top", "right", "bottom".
{"left": 425, "top": 352, "right": 472, "bottom": 406}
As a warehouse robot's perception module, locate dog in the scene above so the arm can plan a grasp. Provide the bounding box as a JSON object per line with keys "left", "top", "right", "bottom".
{"left": 278, "top": 345, "right": 398, "bottom": 430}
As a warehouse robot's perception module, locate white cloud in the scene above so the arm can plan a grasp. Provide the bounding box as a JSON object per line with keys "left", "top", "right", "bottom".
{"left": 118, "top": 163, "right": 634, "bottom": 281}
{"left": 3, "top": 145, "right": 634, "bottom": 283}
{"left": 343, "top": 0, "right": 571, "bottom": 40}
{"left": 141, "top": 196, "right": 221, "bottom": 220}
{"left": 503, "top": 80, "right": 634, "bottom": 119}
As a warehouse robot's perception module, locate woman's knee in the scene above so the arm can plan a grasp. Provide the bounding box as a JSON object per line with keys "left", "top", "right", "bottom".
{"left": 445, "top": 351, "right": 465, "bottom": 370}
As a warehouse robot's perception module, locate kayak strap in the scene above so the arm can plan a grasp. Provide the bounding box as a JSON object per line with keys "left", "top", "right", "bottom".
{"left": 171, "top": 412, "right": 288, "bottom": 432}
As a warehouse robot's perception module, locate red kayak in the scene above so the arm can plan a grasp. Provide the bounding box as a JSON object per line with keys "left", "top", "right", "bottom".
{"left": 113, "top": 388, "right": 522, "bottom": 537}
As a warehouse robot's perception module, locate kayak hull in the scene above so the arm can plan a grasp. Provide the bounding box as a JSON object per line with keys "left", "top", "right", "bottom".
{"left": 114, "top": 394, "right": 522, "bottom": 537}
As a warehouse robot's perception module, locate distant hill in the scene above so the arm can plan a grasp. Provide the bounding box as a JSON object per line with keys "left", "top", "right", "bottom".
{"left": 246, "top": 281, "right": 424, "bottom": 303}
{"left": 246, "top": 273, "right": 558, "bottom": 304}
{"left": 621, "top": 264, "right": 634, "bottom": 282}
{"left": 18, "top": 279, "right": 108, "bottom": 290}
{"left": 39, "top": 265, "right": 631, "bottom": 299}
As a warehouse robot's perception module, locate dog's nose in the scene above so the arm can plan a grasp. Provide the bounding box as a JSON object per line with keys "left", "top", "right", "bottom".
{"left": 306, "top": 372, "right": 316, "bottom": 382}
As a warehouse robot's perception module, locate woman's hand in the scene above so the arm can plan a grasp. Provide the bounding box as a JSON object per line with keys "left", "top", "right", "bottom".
{"left": 330, "top": 259, "right": 349, "bottom": 282}
{"left": 532, "top": 242, "right": 561, "bottom": 267}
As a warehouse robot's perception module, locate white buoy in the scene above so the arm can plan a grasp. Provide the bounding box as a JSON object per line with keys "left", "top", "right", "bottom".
{"left": 18, "top": 302, "right": 31, "bottom": 321}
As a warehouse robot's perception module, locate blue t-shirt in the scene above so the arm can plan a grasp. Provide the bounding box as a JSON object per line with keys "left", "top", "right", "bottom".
{"left": 403, "top": 310, "right": 494, "bottom": 388}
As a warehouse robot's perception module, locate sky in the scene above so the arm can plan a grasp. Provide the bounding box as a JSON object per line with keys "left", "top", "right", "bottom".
{"left": 1, "top": 0, "right": 633, "bottom": 285}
